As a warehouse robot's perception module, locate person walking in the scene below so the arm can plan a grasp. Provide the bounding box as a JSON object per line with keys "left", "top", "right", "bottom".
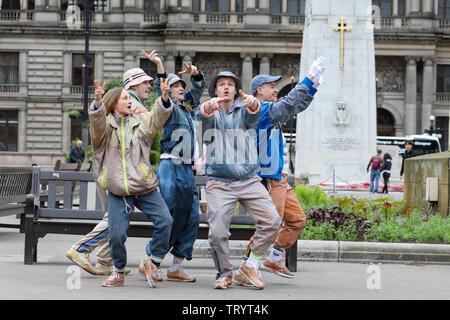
{"left": 135, "top": 50, "right": 206, "bottom": 282}
{"left": 233, "top": 57, "right": 325, "bottom": 285}
{"left": 195, "top": 71, "right": 282, "bottom": 290}
{"left": 89, "top": 77, "right": 174, "bottom": 288}
{"left": 400, "top": 141, "right": 417, "bottom": 180}
{"left": 65, "top": 67, "right": 154, "bottom": 276}
{"left": 367, "top": 149, "right": 384, "bottom": 193}
{"left": 381, "top": 153, "right": 392, "bottom": 194}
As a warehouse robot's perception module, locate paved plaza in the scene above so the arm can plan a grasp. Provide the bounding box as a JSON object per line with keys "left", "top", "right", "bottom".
{"left": 0, "top": 214, "right": 449, "bottom": 301}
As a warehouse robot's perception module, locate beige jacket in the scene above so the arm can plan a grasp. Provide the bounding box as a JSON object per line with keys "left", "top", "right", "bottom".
{"left": 89, "top": 97, "right": 173, "bottom": 196}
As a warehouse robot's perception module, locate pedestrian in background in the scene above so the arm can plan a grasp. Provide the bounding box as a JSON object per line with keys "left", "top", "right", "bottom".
{"left": 367, "top": 149, "right": 384, "bottom": 193}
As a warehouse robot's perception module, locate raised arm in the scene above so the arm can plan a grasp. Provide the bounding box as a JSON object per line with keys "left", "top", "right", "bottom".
{"left": 269, "top": 56, "right": 325, "bottom": 127}
{"left": 179, "top": 62, "right": 206, "bottom": 108}
{"left": 141, "top": 49, "right": 165, "bottom": 97}
{"left": 139, "top": 76, "right": 174, "bottom": 145}
{"left": 89, "top": 80, "right": 107, "bottom": 149}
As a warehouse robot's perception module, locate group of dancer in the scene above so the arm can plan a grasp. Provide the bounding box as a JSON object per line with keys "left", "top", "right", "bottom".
{"left": 66, "top": 49, "right": 326, "bottom": 289}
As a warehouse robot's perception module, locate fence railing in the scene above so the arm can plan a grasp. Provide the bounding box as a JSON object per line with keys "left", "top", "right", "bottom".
{"left": 0, "top": 10, "right": 33, "bottom": 22}
{"left": 434, "top": 93, "right": 450, "bottom": 102}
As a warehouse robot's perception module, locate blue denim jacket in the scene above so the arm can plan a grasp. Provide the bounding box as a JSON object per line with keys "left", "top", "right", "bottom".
{"left": 154, "top": 73, "right": 206, "bottom": 161}
{"left": 195, "top": 99, "right": 262, "bottom": 182}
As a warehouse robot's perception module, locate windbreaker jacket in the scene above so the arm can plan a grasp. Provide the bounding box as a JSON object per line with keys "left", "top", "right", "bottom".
{"left": 195, "top": 99, "right": 261, "bottom": 182}
{"left": 257, "top": 77, "right": 316, "bottom": 180}
{"left": 154, "top": 72, "right": 206, "bottom": 160}
{"left": 89, "top": 97, "right": 173, "bottom": 196}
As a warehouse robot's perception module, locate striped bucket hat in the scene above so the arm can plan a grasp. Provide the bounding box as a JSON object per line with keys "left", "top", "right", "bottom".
{"left": 123, "top": 68, "right": 153, "bottom": 90}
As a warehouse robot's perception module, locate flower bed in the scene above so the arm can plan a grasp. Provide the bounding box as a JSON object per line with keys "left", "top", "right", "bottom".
{"left": 295, "top": 185, "right": 450, "bottom": 244}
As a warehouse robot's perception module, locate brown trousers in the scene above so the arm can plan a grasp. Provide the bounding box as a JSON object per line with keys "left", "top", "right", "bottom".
{"left": 245, "top": 174, "right": 307, "bottom": 256}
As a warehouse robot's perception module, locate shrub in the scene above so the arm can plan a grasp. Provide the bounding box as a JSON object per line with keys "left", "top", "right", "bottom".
{"left": 295, "top": 184, "right": 330, "bottom": 212}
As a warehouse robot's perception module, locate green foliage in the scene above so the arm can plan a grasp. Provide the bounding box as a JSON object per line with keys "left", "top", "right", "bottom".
{"left": 294, "top": 184, "right": 330, "bottom": 212}
{"left": 364, "top": 211, "right": 450, "bottom": 244}
{"left": 301, "top": 219, "right": 359, "bottom": 242}
{"left": 104, "top": 76, "right": 124, "bottom": 94}
{"left": 147, "top": 91, "right": 158, "bottom": 108}
{"left": 300, "top": 191, "right": 448, "bottom": 244}
{"left": 68, "top": 109, "right": 80, "bottom": 118}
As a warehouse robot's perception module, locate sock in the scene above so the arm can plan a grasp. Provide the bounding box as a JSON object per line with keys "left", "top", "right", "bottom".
{"left": 236, "top": 255, "right": 248, "bottom": 275}
{"left": 268, "top": 244, "right": 285, "bottom": 263}
{"left": 168, "top": 256, "right": 184, "bottom": 272}
{"left": 151, "top": 255, "right": 162, "bottom": 268}
{"left": 246, "top": 252, "right": 262, "bottom": 269}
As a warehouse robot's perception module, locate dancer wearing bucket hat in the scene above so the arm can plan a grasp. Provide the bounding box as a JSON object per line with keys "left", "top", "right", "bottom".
{"left": 195, "top": 71, "right": 282, "bottom": 290}
{"left": 66, "top": 63, "right": 156, "bottom": 276}
{"left": 135, "top": 50, "right": 206, "bottom": 282}
{"left": 234, "top": 57, "right": 325, "bottom": 286}
{"left": 123, "top": 67, "right": 154, "bottom": 111}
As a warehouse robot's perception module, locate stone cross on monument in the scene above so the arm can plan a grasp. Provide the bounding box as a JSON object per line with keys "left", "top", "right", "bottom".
{"left": 295, "top": 0, "right": 377, "bottom": 185}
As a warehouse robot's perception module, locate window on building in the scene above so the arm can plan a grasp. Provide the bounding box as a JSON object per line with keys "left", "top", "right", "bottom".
{"left": 235, "top": 0, "right": 243, "bottom": 12}
{"left": 397, "top": 0, "right": 405, "bottom": 16}
{"left": 270, "top": 0, "right": 281, "bottom": 14}
{"left": 372, "top": 0, "right": 392, "bottom": 16}
{"left": 206, "top": 0, "right": 229, "bottom": 12}
{"left": 72, "top": 53, "right": 95, "bottom": 86}
{"left": 70, "top": 111, "right": 83, "bottom": 144}
{"left": 287, "top": 0, "right": 306, "bottom": 15}
{"left": 436, "top": 65, "right": 450, "bottom": 93}
{"left": 436, "top": 116, "right": 449, "bottom": 151}
{"left": 139, "top": 58, "right": 158, "bottom": 81}
{"left": 0, "top": 110, "right": 18, "bottom": 152}
{"left": 192, "top": 0, "right": 201, "bottom": 12}
{"left": 0, "top": 52, "right": 19, "bottom": 85}
{"left": 439, "top": 0, "right": 450, "bottom": 18}
{"left": 377, "top": 108, "right": 396, "bottom": 136}
{"left": 144, "top": 0, "right": 159, "bottom": 13}
{"left": 61, "top": 0, "right": 109, "bottom": 12}
{"left": 1, "top": 0, "right": 21, "bottom": 9}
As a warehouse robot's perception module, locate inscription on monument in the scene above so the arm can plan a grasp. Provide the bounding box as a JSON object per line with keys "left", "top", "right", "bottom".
{"left": 322, "top": 137, "right": 360, "bottom": 151}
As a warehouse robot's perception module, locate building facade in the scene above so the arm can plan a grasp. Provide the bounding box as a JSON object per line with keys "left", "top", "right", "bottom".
{"left": 0, "top": 0, "right": 449, "bottom": 157}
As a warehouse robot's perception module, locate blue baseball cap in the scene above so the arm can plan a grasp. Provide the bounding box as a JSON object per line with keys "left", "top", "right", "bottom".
{"left": 208, "top": 71, "right": 242, "bottom": 98}
{"left": 250, "top": 74, "right": 282, "bottom": 95}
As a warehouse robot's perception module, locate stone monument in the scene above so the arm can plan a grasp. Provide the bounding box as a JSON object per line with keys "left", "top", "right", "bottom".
{"left": 295, "top": 0, "right": 377, "bottom": 185}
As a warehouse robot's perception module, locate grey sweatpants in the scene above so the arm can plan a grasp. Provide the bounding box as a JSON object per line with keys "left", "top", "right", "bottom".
{"left": 206, "top": 175, "right": 281, "bottom": 277}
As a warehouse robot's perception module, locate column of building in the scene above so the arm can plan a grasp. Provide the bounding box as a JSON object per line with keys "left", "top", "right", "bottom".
{"left": 404, "top": 56, "right": 418, "bottom": 135}
{"left": 421, "top": 57, "right": 435, "bottom": 133}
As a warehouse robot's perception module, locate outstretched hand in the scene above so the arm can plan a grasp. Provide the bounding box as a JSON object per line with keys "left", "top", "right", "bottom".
{"left": 141, "top": 49, "right": 162, "bottom": 65}
{"left": 161, "top": 76, "right": 172, "bottom": 102}
{"left": 178, "top": 61, "right": 199, "bottom": 76}
{"left": 94, "top": 80, "right": 106, "bottom": 108}
{"left": 308, "top": 56, "right": 325, "bottom": 81}
{"left": 205, "top": 97, "right": 227, "bottom": 115}
{"left": 239, "top": 89, "right": 259, "bottom": 112}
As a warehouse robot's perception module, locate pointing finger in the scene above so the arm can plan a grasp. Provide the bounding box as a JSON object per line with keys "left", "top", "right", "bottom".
{"left": 239, "top": 89, "right": 247, "bottom": 99}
